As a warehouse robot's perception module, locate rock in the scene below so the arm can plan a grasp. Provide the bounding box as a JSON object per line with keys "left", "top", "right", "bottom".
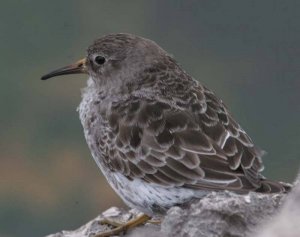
{"left": 45, "top": 190, "right": 288, "bottom": 237}
{"left": 45, "top": 207, "right": 161, "bottom": 237}
{"left": 161, "top": 191, "right": 284, "bottom": 237}
{"left": 255, "top": 178, "right": 300, "bottom": 237}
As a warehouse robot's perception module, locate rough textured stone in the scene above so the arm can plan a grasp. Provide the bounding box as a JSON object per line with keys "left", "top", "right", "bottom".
{"left": 45, "top": 191, "right": 288, "bottom": 237}
{"left": 161, "top": 191, "right": 285, "bottom": 237}
{"left": 255, "top": 178, "right": 300, "bottom": 237}
{"left": 45, "top": 207, "right": 161, "bottom": 237}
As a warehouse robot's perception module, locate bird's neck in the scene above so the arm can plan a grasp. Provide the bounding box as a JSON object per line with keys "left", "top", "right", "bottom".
{"left": 81, "top": 77, "right": 132, "bottom": 108}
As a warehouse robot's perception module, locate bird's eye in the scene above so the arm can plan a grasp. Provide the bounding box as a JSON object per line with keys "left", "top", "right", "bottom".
{"left": 94, "top": 56, "right": 106, "bottom": 65}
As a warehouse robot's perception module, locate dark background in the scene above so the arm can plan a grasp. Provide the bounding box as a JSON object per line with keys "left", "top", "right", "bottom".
{"left": 1, "top": 1, "right": 299, "bottom": 237}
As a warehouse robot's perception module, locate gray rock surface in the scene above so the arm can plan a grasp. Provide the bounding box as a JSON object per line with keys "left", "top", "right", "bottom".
{"left": 162, "top": 191, "right": 284, "bottom": 237}
{"left": 45, "top": 207, "right": 161, "bottom": 237}
{"left": 255, "top": 178, "right": 300, "bottom": 237}
{"left": 45, "top": 190, "right": 289, "bottom": 237}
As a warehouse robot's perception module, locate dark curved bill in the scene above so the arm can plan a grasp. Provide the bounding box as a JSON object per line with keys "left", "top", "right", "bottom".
{"left": 41, "top": 58, "right": 87, "bottom": 80}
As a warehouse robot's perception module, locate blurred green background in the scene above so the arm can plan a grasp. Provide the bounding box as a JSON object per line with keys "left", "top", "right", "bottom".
{"left": 1, "top": 1, "right": 299, "bottom": 236}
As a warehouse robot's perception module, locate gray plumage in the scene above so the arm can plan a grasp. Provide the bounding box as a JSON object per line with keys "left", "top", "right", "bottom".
{"left": 46, "top": 33, "right": 290, "bottom": 215}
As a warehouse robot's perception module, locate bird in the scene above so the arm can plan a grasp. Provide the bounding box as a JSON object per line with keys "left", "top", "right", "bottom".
{"left": 41, "top": 33, "right": 290, "bottom": 236}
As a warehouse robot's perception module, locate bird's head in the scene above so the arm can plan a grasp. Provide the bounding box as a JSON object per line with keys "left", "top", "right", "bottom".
{"left": 41, "top": 33, "right": 169, "bottom": 86}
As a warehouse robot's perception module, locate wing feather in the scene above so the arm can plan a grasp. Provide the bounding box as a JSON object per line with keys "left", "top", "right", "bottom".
{"left": 102, "top": 85, "right": 265, "bottom": 192}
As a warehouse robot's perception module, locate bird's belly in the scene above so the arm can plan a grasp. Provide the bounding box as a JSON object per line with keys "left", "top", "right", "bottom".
{"left": 86, "top": 133, "right": 207, "bottom": 215}
{"left": 103, "top": 170, "right": 207, "bottom": 216}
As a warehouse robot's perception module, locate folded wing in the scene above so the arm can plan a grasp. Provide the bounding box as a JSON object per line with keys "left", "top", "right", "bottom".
{"left": 103, "top": 85, "right": 267, "bottom": 193}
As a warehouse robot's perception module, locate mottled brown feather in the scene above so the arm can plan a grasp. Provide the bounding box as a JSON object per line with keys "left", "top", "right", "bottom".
{"left": 103, "top": 93, "right": 269, "bottom": 192}
{"left": 81, "top": 50, "right": 286, "bottom": 197}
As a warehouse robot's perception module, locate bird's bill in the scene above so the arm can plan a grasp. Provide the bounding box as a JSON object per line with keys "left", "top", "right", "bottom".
{"left": 41, "top": 58, "right": 87, "bottom": 80}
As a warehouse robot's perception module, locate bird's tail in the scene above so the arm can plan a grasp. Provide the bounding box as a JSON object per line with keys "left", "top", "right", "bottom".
{"left": 256, "top": 179, "right": 292, "bottom": 193}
